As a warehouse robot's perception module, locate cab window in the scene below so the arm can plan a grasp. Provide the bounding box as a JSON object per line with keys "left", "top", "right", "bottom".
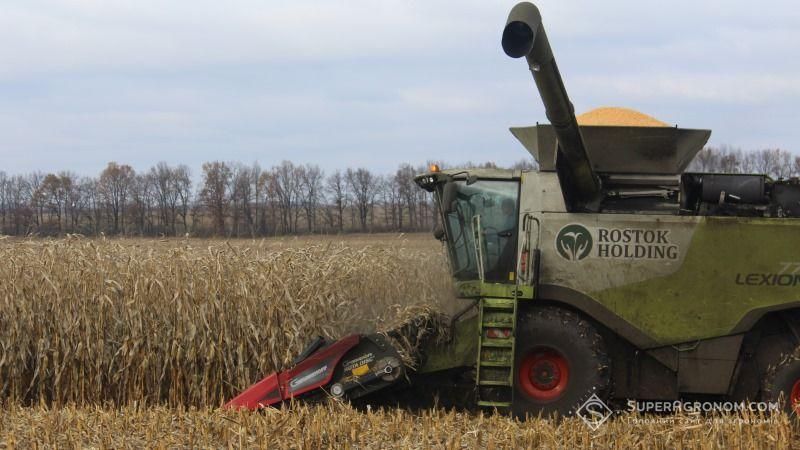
{"left": 441, "top": 179, "right": 519, "bottom": 282}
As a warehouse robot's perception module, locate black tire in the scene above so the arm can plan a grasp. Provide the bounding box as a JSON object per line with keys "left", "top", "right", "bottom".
{"left": 512, "top": 306, "right": 611, "bottom": 418}
{"left": 762, "top": 349, "right": 800, "bottom": 416}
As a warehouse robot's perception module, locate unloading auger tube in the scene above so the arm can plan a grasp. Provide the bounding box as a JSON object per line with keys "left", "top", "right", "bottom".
{"left": 502, "top": 2, "right": 602, "bottom": 210}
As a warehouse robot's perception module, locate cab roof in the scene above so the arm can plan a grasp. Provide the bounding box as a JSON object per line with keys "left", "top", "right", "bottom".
{"left": 423, "top": 167, "right": 523, "bottom": 180}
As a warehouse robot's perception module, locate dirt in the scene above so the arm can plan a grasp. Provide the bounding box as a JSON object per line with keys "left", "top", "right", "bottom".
{"left": 577, "top": 107, "right": 669, "bottom": 127}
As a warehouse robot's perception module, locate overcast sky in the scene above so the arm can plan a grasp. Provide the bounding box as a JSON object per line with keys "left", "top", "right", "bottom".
{"left": 1, "top": 0, "right": 798, "bottom": 177}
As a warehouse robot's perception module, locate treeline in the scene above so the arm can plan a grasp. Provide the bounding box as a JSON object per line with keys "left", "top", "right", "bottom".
{"left": 1, "top": 146, "right": 795, "bottom": 237}
{"left": 688, "top": 146, "right": 799, "bottom": 178}
{"left": 0, "top": 159, "right": 534, "bottom": 237}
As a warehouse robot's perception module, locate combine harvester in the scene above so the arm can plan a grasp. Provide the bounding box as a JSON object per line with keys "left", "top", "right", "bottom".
{"left": 227, "top": 2, "right": 800, "bottom": 416}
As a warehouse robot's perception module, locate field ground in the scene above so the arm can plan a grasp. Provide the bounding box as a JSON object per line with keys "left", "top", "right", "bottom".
{"left": 1, "top": 403, "right": 798, "bottom": 449}
{"left": 0, "top": 234, "right": 798, "bottom": 448}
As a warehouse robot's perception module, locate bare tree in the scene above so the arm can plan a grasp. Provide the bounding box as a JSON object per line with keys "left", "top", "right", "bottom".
{"left": 751, "top": 149, "right": 779, "bottom": 177}
{"left": 0, "top": 171, "right": 7, "bottom": 233}
{"left": 511, "top": 158, "right": 539, "bottom": 171}
{"left": 379, "top": 175, "right": 399, "bottom": 230}
{"left": 35, "top": 173, "right": 73, "bottom": 233}
{"left": 230, "top": 162, "right": 259, "bottom": 237}
{"left": 174, "top": 165, "right": 192, "bottom": 234}
{"left": 774, "top": 149, "right": 794, "bottom": 179}
{"left": 257, "top": 170, "right": 272, "bottom": 235}
{"left": 79, "top": 177, "right": 101, "bottom": 235}
{"left": 325, "top": 170, "right": 348, "bottom": 232}
{"left": 98, "top": 162, "right": 135, "bottom": 234}
{"left": 8, "top": 175, "right": 33, "bottom": 235}
{"left": 718, "top": 147, "right": 742, "bottom": 174}
{"left": 200, "top": 161, "right": 232, "bottom": 235}
{"left": 299, "top": 164, "right": 324, "bottom": 233}
{"left": 129, "top": 173, "right": 154, "bottom": 236}
{"left": 62, "top": 175, "right": 89, "bottom": 233}
{"left": 267, "top": 161, "right": 301, "bottom": 233}
{"left": 247, "top": 162, "right": 265, "bottom": 236}
{"left": 691, "top": 147, "right": 719, "bottom": 172}
{"left": 150, "top": 162, "right": 181, "bottom": 235}
{"left": 26, "top": 172, "right": 45, "bottom": 228}
{"left": 56, "top": 172, "right": 81, "bottom": 233}
{"left": 395, "top": 164, "right": 423, "bottom": 230}
{"left": 346, "top": 168, "right": 378, "bottom": 231}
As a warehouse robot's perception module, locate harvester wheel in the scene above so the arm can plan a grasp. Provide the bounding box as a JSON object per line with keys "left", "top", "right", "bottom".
{"left": 763, "top": 349, "right": 800, "bottom": 416}
{"left": 512, "top": 306, "right": 610, "bottom": 418}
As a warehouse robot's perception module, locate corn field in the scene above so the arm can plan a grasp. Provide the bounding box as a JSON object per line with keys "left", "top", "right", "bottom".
{"left": 0, "top": 235, "right": 452, "bottom": 407}
{"left": 1, "top": 234, "right": 798, "bottom": 449}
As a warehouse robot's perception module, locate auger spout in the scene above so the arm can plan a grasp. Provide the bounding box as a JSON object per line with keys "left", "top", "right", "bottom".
{"left": 503, "top": 2, "right": 602, "bottom": 210}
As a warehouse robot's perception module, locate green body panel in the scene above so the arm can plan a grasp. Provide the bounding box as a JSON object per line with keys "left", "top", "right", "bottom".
{"left": 417, "top": 312, "right": 478, "bottom": 374}
{"left": 593, "top": 217, "right": 800, "bottom": 344}
{"left": 424, "top": 168, "right": 800, "bottom": 354}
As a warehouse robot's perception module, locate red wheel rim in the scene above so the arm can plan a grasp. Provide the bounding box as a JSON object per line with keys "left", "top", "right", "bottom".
{"left": 791, "top": 379, "right": 800, "bottom": 415}
{"left": 518, "top": 349, "right": 569, "bottom": 402}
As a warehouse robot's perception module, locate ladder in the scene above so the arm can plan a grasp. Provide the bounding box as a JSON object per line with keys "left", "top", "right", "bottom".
{"left": 476, "top": 296, "right": 517, "bottom": 410}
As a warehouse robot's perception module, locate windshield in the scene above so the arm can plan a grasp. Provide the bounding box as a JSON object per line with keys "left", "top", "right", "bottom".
{"left": 440, "top": 179, "right": 519, "bottom": 282}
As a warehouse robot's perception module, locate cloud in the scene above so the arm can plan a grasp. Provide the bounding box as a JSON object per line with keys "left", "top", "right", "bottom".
{"left": 573, "top": 73, "right": 800, "bottom": 104}
{"left": 0, "top": 0, "right": 499, "bottom": 78}
{"left": 398, "top": 86, "right": 500, "bottom": 113}
{"left": 0, "top": 0, "right": 797, "bottom": 176}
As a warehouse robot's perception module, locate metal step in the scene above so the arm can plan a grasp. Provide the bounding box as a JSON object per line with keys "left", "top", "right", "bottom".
{"left": 478, "top": 360, "right": 513, "bottom": 368}
{"left": 478, "top": 380, "right": 512, "bottom": 387}
{"left": 481, "top": 321, "right": 514, "bottom": 328}
{"left": 482, "top": 298, "right": 515, "bottom": 310}
{"left": 477, "top": 400, "right": 512, "bottom": 408}
{"left": 476, "top": 296, "right": 518, "bottom": 409}
{"left": 481, "top": 338, "right": 514, "bottom": 348}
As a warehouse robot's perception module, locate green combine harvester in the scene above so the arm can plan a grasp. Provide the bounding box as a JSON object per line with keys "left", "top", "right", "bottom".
{"left": 226, "top": 2, "right": 800, "bottom": 417}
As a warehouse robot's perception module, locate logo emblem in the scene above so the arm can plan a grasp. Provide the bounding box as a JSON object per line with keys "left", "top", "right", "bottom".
{"left": 555, "top": 224, "right": 593, "bottom": 261}
{"left": 288, "top": 365, "right": 328, "bottom": 392}
{"left": 576, "top": 393, "right": 613, "bottom": 431}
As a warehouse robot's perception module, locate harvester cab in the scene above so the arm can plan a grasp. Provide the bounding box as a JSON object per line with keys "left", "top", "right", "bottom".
{"left": 417, "top": 169, "right": 522, "bottom": 285}
{"left": 227, "top": 2, "right": 800, "bottom": 417}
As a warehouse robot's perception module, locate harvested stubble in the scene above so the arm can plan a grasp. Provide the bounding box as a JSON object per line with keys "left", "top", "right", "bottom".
{"left": 0, "top": 236, "right": 453, "bottom": 407}
{"left": 0, "top": 402, "right": 798, "bottom": 449}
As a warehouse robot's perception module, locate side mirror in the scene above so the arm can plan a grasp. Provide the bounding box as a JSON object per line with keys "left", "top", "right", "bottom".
{"left": 442, "top": 180, "right": 458, "bottom": 214}
{"left": 433, "top": 223, "right": 446, "bottom": 241}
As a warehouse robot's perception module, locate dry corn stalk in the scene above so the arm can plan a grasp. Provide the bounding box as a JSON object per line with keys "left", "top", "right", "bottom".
{"left": 0, "top": 402, "right": 798, "bottom": 449}
{"left": 381, "top": 306, "right": 451, "bottom": 369}
{"left": 0, "top": 236, "right": 453, "bottom": 407}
